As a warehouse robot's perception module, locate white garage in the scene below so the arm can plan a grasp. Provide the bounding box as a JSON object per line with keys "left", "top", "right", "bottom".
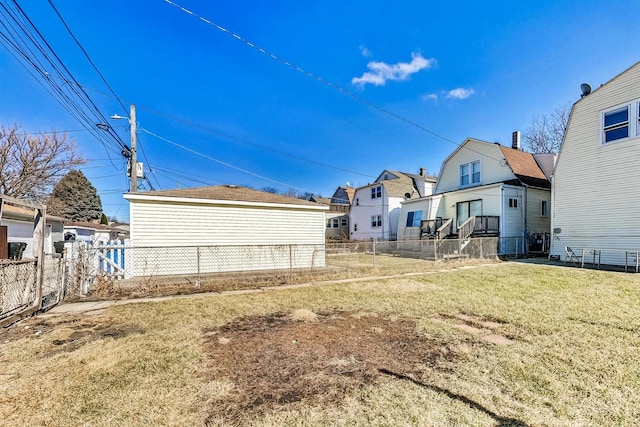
{"left": 124, "top": 185, "right": 328, "bottom": 277}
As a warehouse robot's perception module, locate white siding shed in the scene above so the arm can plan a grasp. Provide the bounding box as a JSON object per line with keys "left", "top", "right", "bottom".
{"left": 124, "top": 185, "right": 328, "bottom": 276}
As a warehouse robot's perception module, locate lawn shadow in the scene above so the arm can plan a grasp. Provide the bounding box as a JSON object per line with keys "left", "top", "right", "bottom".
{"left": 379, "top": 368, "right": 528, "bottom": 427}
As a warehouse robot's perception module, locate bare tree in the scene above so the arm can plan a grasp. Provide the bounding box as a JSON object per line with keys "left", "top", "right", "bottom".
{"left": 523, "top": 103, "right": 571, "bottom": 153}
{"left": 0, "top": 125, "right": 84, "bottom": 201}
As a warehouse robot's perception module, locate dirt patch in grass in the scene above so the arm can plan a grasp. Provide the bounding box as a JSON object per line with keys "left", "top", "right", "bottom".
{"left": 202, "top": 310, "right": 472, "bottom": 425}
{"left": 0, "top": 314, "right": 145, "bottom": 354}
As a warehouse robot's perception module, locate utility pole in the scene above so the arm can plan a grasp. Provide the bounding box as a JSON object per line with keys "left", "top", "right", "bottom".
{"left": 129, "top": 104, "right": 137, "bottom": 192}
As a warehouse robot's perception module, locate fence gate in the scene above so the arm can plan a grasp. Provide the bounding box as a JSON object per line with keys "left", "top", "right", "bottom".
{"left": 97, "top": 240, "right": 126, "bottom": 280}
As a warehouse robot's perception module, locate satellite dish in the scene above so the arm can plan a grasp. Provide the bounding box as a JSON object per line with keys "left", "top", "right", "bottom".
{"left": 580, "top": 83, "right": 591, "bottom": 97}
{"left": 404, "top": 193, "right": 411, "bottom": 199}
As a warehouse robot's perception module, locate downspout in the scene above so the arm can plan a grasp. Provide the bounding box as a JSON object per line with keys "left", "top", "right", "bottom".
{"left": 523, "top": 185, "right": 528, "bottom": 256}
{"left": 500, "top": 186, "right": 504, "bottom": 237}
{"left": 382, "top": 189, "right": 386, "bottom": 241}
{"left": 549, "top": 173, "right": 555, "bottom": 260}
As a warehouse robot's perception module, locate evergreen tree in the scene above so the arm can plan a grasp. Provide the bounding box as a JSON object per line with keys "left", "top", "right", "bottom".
{"left": 48, "top": 170, "right": 103, "bottom": 222}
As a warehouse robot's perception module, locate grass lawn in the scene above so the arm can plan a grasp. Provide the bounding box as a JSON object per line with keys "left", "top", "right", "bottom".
{"left": 1, "top": 261, "right": 640, "bottom": 426}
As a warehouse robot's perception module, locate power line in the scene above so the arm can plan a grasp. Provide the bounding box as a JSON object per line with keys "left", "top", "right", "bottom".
{"left": 46, "top": 0, "right": 128, "bottom": 115}
{"left": 0, "top": 1, "right": 128, "bottom": 159}
{"left": 162, "top": 0, "right": 505, "bottom": 165}
{"left": 140, "top": 127, "right": 316, "bottom": 193}
{"left": 82, "top": 85, "right": 378, "bottom": 180}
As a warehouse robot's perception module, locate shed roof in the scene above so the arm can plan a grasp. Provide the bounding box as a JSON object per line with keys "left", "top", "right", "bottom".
{"left": 126, "top": 185, "right": 325, "bottom": 208}
{"left": 1, "top": 203, "right": 66, "bottom": 223}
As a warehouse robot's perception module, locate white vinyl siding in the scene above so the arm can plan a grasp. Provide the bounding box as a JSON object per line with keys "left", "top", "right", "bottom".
{"left": 130, "top": 201, "right": 325, "bottom": 246}
{"left": 127, "top": 198, "right": 326, "bottom": 276}
{"left": 435, "top": 139, "right": 517, "bottom": 193}
{"left": 526, "top": 188, "right": 551, "bottom": 234}
{"left": 501, "top": 187, "right": 524, "bottom": 238}
{"left": 552, "top": 62, "right": 640, "bottom": 265}
{"left": 398, "top": 198, "right": 432, "bottom": 241}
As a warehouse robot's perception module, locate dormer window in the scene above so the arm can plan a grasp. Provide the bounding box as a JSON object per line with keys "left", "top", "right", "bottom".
{"left": 460, "top": 161, "right": 480, "bottom": 187}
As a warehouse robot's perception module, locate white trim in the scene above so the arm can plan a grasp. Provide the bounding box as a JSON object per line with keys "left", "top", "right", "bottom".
{"left": 601, "top": 100, "right": 640, "bottom": 145}
{"left": 124, "top": 193, "right": 329, "bottom": 211}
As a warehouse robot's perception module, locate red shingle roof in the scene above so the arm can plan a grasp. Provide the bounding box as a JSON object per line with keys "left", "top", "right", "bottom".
{"left": 498, "top": 146, "right": 550, "bottom": 189}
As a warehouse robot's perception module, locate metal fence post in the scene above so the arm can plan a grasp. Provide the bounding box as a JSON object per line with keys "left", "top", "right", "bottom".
{"left": 373, "top": 240, "right": 376, "bottom": 267}
{"left": 196, "top": 246, "right": 201, "bottom": 287}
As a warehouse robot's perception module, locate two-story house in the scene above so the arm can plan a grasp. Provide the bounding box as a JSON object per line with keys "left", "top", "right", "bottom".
{"left": 349, "top": 170, "right": 436, "bottom": 241}
{"left": 550, "top": 61, "right": 640, "bottom": 267}
{"left": 398, "top": 137, "right": 553, "bottom": 255}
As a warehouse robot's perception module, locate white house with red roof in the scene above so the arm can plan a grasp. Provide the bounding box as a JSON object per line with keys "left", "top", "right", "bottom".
{"left": 398, "top": 137, "right": 553, "bottom": 255}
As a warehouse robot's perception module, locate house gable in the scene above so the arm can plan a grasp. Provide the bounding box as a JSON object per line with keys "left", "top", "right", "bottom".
{"left": 435, "top": 139, "right": 512, "bottom": 193}
{"left": 435, "top": 138, "right": 550, "bottom": 193}
{"left": 551, "top": 61, "right": 640, "bottom": 263}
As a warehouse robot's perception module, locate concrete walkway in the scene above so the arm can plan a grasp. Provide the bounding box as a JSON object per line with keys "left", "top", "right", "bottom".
{"left": 41, "top": 262, "right": 507, "bottom": 316}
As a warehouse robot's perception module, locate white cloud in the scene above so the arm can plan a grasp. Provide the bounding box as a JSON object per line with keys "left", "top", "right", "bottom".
{"left": 352, "top": 52, "right": 435, "bottom": 87}
{"left": 359, "top": 45, "right": 372, "bottom": 58}
{"left": 446, "top": 87, "right": 475, "bottom": 100}
{"left": 422, "top": 93, "right": 438, "bottom": 102}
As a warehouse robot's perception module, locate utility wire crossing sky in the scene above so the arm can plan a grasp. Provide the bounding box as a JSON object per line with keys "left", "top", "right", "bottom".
{"left": 0, "top": 0, "right": 637, "bottom": 221}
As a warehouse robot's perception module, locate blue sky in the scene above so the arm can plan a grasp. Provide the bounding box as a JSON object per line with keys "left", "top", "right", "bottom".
{"left": 0, "top": 0, "right": 638, "bottom": 222}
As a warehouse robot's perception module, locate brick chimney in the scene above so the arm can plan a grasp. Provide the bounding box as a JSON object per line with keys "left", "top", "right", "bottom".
{"left": 511, "top": 131, "right": 521, "bottom": 150}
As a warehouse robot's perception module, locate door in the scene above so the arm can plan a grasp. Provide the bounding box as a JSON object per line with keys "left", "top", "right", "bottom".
{"left": 456, "top": 199, "right": 482, "bottom": 227}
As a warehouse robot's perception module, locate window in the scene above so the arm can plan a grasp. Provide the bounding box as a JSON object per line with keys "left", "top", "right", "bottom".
{"left": 356, "top": 198, "right": 359, "bottom": 206}
{"left": 541, "top": 200, "right": 548, "bottom": 216}
{"left": 601, "top": 100, "right": 640, "bottom": 144}
{"left": 326, "top": 218, "right": 339, "bottom": 228}
{"left": 508, "top": 197, "right": 518, "bottom": 208}
{"left": 371, "top": 186, "right": 382, "bottom": 199}
{"left": 340, "top": 217, "right": 348, "bottom": 227}
{"left": 603, "top": 106, "right": 629, "bottom": 143}
{"left": 456, "top": 199, "right": 482, "bottom": 226}
{"left": 354, "top": 224, "right": 358, "bottom": 232}
{"left": 371, "top": 215, "right": 382, "bottom": 228}
{"left": 460, "top": 161, "right": 480, "bottom": 187}
{"left": 406, "top": 210, "right": 423, "bottom": 227}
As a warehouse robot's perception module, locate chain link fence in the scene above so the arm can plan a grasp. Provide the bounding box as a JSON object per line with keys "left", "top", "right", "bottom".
{"left": 0, "top": 254, "right": 64, "bottom": 326}
{"left": 59, "top": 238, "right": 524, "bottom": 299}
{"left": 2, "top": 237, "right": 525, "bottom": 316}
{"left": 0, "top": 259, "right": 37, "bottom": 321}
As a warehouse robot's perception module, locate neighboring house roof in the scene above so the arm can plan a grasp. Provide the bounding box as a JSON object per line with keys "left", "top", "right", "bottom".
{"left": 330, "top": 186, "right": 356, "bottom": 205}
{"left": 498, "top": 146, "right": 551, "bottom": 189}
{"left": 126, "top": 185, "right": 327, "bottom": 209}
{"left": 375, "top": 170, "right": 436, "bottom": 199}
{"left": 344, "top": 187, "right": 356, "bottom": 203}
{"left": 1, "top": 203, "right": 65, "bottom": 223}
{"left": 380, "top": 172, "right": 419, "bottom": 198}
{"left": 311, "top": 196, "right": 332, "bottom": 205}
{"left": 64, "top": 221, "right": 116, "bottom": 232}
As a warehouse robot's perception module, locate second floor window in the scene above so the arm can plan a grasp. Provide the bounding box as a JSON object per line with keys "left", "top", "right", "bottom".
{"left": 460, "top": 161, "right": 480, "bottom": 187}
{"left": 603, "top": 106, "right": 629, "bottom": 143}
{"left": 371, "top": 186, "right": 382, "bottom": 199}
{"left": 371, "top": 215, "right": 382, "bottom": 228}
